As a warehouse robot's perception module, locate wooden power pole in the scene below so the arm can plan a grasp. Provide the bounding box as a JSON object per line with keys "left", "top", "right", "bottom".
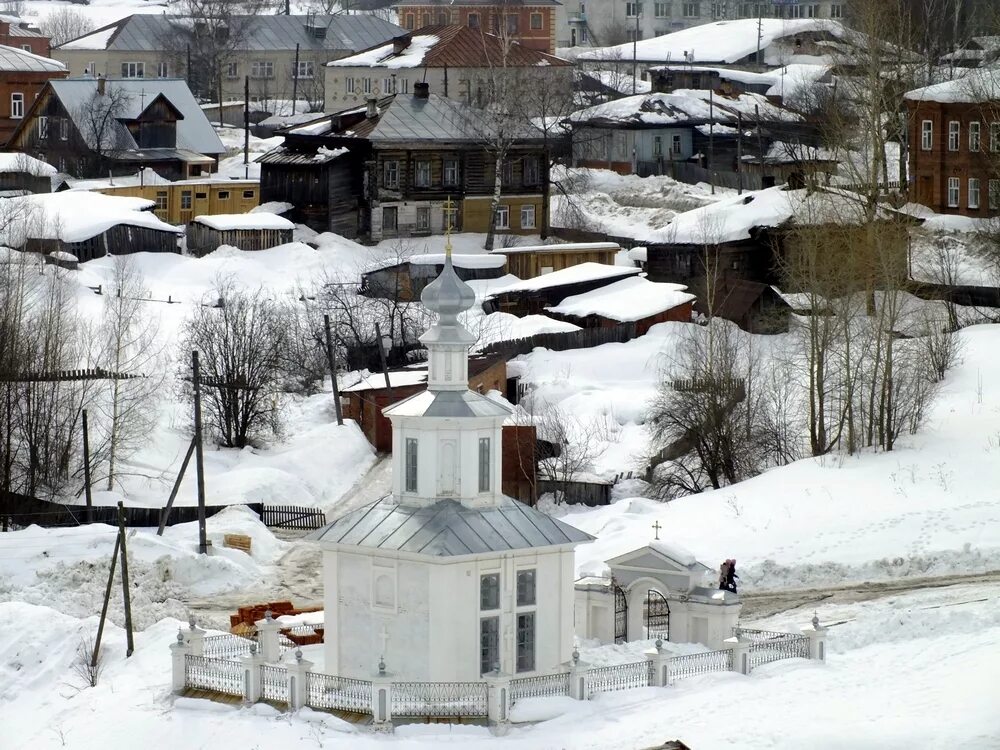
{"left": 324, "top": 314, "right": 344, "bottom": 426}
{"left": 192, "top": 351, "right": 208, "bottom": 554}
{"left": 117, "top": 501, "right": 134, "bottom": 657}
{"left": 82, "top": 408, "right": 94, "bottom": 524}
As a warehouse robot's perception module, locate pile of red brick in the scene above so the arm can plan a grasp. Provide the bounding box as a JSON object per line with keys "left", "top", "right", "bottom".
{"left": 229, "top": 600, "right": 325, "bottom": 645}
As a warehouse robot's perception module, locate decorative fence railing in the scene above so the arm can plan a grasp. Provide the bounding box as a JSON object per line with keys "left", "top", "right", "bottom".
{"left": 587, "top": 660, "right": 653, "bottom": 697}
{"left": 203, "top": 634, "right": 256, "bottom": 659}
{"left": 732, "top": 627, "right": 798, "bottom": 643}
{"left": 287, "top": 622, "right": 324, "bottom": 637}
{"left": 509, "top": 671, "right": 571, "bottom": 703}
{"left": 306, "top": 672, "right": 371, "bottom": 713}
{"left": 391, "top": 681, "right": 489, "bottom": 718}
{"left": 260, "top": 665, "right": 287, "bottom": 704}
{"left": 184, "top": 655, "right": 244, "bottom": 697}
{"left": 669, "top": 648, "right": 734, "bottom": 682}
{"left": 748, "top": 636, "right": 810, "bottom": 669}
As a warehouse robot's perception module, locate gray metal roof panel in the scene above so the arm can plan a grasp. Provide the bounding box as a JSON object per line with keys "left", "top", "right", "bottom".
{"left": 310, "top": 496, "right": 594, "bottom": 557}
{"left": 0, "top": 43, "right": 65, "bottom": 72}
{"left": 366, "top": 93, "right": 543, "bottom": 143}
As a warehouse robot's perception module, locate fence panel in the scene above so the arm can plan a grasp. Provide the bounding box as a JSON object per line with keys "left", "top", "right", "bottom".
{"left": 510, "top": 671, "right": 571, "bottom": 703}
{"left": 391, "top": 681, "right": 488, "bottom": 717}
{"left": 669, "top": 649, "right": 734, "bottom": 683}
{"left": 202, "top": 634, "right": 255, "bottom": 660}
{"left": 587, "top": 660, "right": 652, "bottom": 697}
{"left": 184, "top": 654, "right": 244, "bottom": 696}
{"left": 260, "top": 665, "right": 287, "bottom": 704}
{"left": 259, "top": 505, "right": 326, "bottom": 530}
{"left": 306, "top": 672, "right": 371, "bottom": 713}
{"left": 747, "top": 636, "right": 810, "bottom": 669}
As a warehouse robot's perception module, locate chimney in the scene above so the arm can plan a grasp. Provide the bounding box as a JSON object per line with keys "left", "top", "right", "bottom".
{"left": 97, "top": 75, "right": 106, "bottom": 95}
{"left": 392, "top": 34, "right": 410, "bottom": 55}
{"left": 414, "top": 81, "right": 429, "bottom": 99}
{"left": 366, "top": 97, "right": 378, "bottom": 119}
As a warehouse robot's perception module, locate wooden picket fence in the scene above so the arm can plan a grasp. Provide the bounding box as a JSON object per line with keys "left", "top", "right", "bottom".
{"left": 481, "top": 323, "right": 638, "bottom": 360}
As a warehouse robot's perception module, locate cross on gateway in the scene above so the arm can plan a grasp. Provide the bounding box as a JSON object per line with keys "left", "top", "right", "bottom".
{"left": 652, "top": 520, "right": 661, "bottom": 541}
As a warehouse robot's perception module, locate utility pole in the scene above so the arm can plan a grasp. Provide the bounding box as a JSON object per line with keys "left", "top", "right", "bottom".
{"left": 754, "top": 103, "right": 764, "bottom": 172}
{"left": 192, "top": 351, "right": 208, "bottom": 555}
{"left": 709, "top": 87, "right": 715, "bottom": 195}
{"left": 243, "top": 76, "right": 250, "bottom": 180}
{"left": 324, "top": 314, "right": 344, "bottom": 426}
{"left": 82, "top": 409, "right": 94, "bottom": 524}
{"left": 157, "top": 438, "right": 196, "bottom": 536}
{"left": 292, "top": 43, "right": 300, "bottom": 113}
{"left": 117, "top": 501, "right": 134, "bottom": 657}
{"left": 632, "top": 1, "right": 641, "bottom": 95}
{"left": 92, "top": 528, "right": 120, "bottom": 668}
{"left": 374, "top": 322, "right": 394, "bottom": 403}
{"left": 756, "top": 5, "right": 763, "bottom": 72}
{"left": 736, "top": 110, "right": 743, "bottom": 195}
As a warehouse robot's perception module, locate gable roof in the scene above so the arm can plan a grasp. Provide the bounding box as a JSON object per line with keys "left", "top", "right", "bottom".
{"left": 489, "top": 262, "right": 640, "bottom": 295}
{"left": 567, "top": 89, "right": 800, "bottom": 128}
{"left": 546, "top": 276, "right": 694, "bottom": 323}
{"left": 606, "top": 541, "right": 711, "bottom": 573}
{"left": 903, "top": 68, "right": 1000, "bottom": 104}
{"left": 309, "top": 495, "right": 593, "bottom": 558}
{"left": 0, "top": 43, "right": 65, "bottom": 73}
{"left": 43, "top": 78, "right": 226, "bottom": 156}
{"left": 56, "top": 13, "right": 403, "bottom": 53}
{"left": 327, "top": 24, "right": 572, "bottom": 69}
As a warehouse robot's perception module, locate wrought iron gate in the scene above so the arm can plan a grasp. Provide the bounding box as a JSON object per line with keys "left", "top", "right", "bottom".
{"left": 613, "top": 584, "right": 628, "bottom": 644}
{"left": 645, "top": 589, "right": 670, "bottom": 639}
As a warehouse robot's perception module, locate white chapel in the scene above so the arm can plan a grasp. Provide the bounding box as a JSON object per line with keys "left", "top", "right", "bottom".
{"left": 314, "top": 248, "right": 594, "bottom": 682}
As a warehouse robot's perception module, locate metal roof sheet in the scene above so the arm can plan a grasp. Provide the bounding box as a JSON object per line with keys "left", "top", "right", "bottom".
{"left": 309, "top": 496, "right": 594, "bottom": 556}
{"left": 382, "top": 389, "right": 512, "bottom": 418}
{"left": 0, "top": 43, "right": 65, "bottom": 72}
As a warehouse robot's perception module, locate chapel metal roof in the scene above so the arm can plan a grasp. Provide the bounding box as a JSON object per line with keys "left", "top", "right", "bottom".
{"left": 382, "top": 388, "right": 512, "bottom": 418}
{"left": 308, "top": 496, "right": 594, "bottom": 557}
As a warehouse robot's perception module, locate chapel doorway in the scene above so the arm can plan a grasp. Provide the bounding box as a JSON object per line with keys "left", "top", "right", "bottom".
{"left": 644, "top": 589, "right": 670, "bottom": 640}
{"left": 614, "top": 584, "right": 628, "bottom": 644}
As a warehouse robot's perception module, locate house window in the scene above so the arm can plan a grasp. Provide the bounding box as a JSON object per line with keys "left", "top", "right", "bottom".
{"left": 580, "top": 26, "right": 588, "bottom": 42}
{"left": 520, "top": 204, "right": 536, "bottom": 229}
{"left": 991, "top": 123, "right": 1000, "bottom": 152}
{"left": 57, "top": 117, "right": 68, "bottom": 140}
{"left": 226, "top": 62, "right": 238, "bottom": 79}
{"left": 480, "top": 616, "right": 499, "bottom": 675}
{"left": 948, "top": 121, "right": 960, "bottom": 151}
{"left": 251, "top": 61, "right": 274, "bottom": 79}
{"left": 655, "top": 2, "right": 670, "bottom": 16}
{"left": 506, "top": 14, "right": 519, "bottom": 34}
{"left": 516, "top": 613, "right": 535, "bottom": 672}
{"left": 501, "top": 161, "right": 513, "bottom": 185}
{"left": 969, "top": 121, "right": 981, "bottom": 151}
{"left": 10, "top": 93, "right": 23, "bottom": 119}
{"left": 423, "top": 12, "right": 431, "bottom": 26}
{"left": 196, "top": 192, "right": 207, "bottom": 199}
{"left": 384, "top": 160, "right": 399, "bottom": 188}
{"left": 218, "top": 190, "right": 230, "bottom": 199}
{"left": 921, "top": 120, "right": 933, "bottom": 150}
{"left": 711, "top": 2, "right": 725, "bottom": 17}
{"left": 155, "top": 191, "right": 168, "bottom": 212}
{"left": 969, "top": 178, "right": 980, "bottom": 209}
{"left": 653, "top": 135, "right": 663, "bottom": 155}
{"left": 38, "top": 115, "right": 48, "bottom": 138}
{"left": 121, "top": 61, "right": 144, "bottom": 78}
{"left": 346, "top": 78, "right": 355, "bottom": 93}
{"left": 297, "top": 61, "right": 314, "bottom": 79}
{"left": 443, "top": 158, "right": 459, "bottom": 186}
{"left": 530, "top": 12, "right": 543, "bottom": 29}
{"left": 157, "top": 62, "right": 169, "bottom": 77}
{"left": 404, "top": 437, "right": 417, "bottom": 491}
{"left": 382, "top": 77, "right": 394, "bottom": 94}
{"left": 363, "top": 77, "right": 372, "bottom": 94}
{"left": 437, "top": 12, "right": 449, "bottom": 24}
{"left": 181, "top": 190, "right": 192, "bottom": 209}
{"left": 468, "top": 12, "right": 480, "bottom": 28}
{"left": 414, "top": 161, "right": 431, "bottom": 187}
{"left": 627, "top": 28, "right": 642, "bottom": 42}
{"left": 416, "top": 206, "right": 430, "bottom": 230}
{"left": 478, "top": 437, "right": 490, "bottom": 492}
{"left": 523, "top": 156, "right": 539, "bottom": 185}
{"left": 682, "top": 2, "right": 700, "bottom": 17}
{"left": 516, "top": 569, "right": 536, "bottom": 606}
{"left": 21, "top": 44, "right": 31, "bottom": 52}
{"left": 672, "top": 134, "right": 682, "bottom": 154}
{"left": 947, "top": 177, "right": 960, "bottom": 207}
{"left": 382, "top": 205, "right": 398, "bottom": 232}
{"left": 399, "top": 78, "right": 409, "bottom": 94}
{"left": 626, "top": 2, "right": 642, "bottom": 17}
{"left": 242, "top": 190, "right": 254, "bottom": 199}
{"left": 496, "top": 205, "right": 510, "bottom": 229}
{"left": 405, "top": 13, "right": 414, "bottom": 29}
{"left": 691, "top": 74, "right": 702, "bottom": 88}
{"left": 480, "top": 573, "right": 500, "bottom": 610}
{"left": 830, "top": 3, "right": 843, "bottom": 18}
{"left": 989, "top": 179, "right": 1000, "bottom": 210}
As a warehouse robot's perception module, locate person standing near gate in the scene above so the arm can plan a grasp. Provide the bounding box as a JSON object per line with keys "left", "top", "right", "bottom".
{"left": 718, "top": 560, "right": 730, "bottom": 590}
{"left": 725, "top": 559, "right": 739, "bottom": 594}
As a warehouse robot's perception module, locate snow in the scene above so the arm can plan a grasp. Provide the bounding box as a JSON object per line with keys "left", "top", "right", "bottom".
{"left": 569, "top": 89, "right": 799, "bottom": 127}
{"left": 341, "top": 369, "right": 428, "bottom": 392}
{"left": 54, "top": 24, "right": 117, "bottom": 49}
{"left": 251, "top": 201, "right": 293, "bottom": 215}
{"left": 547, "top": 276, "right": 694, "bottom": 322}
{"left": 193, "top": 213, "right": 294, "bottom": 231}
{"left": 408, "top": 252, "right": 506, "bottom": 269}
{"left": 903, "top": 67, "right": 1000, "bottom": 103}
{"left": 647, "top": 539, "right": 698, "bottom": 567}
{"left": 501, "top": 241, "right": 620, "bottom": 255}
{"left": 327, "top": 34, "right": 439, "bottom": 69}
{"left": 0, "top": 152, "right": 55, "bottom": 176}
{"left": 489, "top": 262, "right": 641, "bottom": 295}
{"left": 582, "top": 69, "right": 651, "bottom": 95}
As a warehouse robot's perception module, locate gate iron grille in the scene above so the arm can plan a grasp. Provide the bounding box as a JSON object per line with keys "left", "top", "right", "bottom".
{"left": 613, "top": 584, "right": 628, "bottom": 644}
{"left": 669, "top": 648, "right": 734, "bottom": 682}
{"left": 391, "top": 681, "right": 488, "bottom": 717}
{"left": 587, "top": 660, "right": 652, "bottom": 697}
{"left": 645, "top": 589, "right": 670, "bottom": 639}
{"left": 510, "top": 671, "right": 571, "bottom": 703}
{"left": 184, "top": 654, "right": 244, "bottom": 696}
{"left": 260, "top": 665, "right": 286, "bottom": 703}
{"left": 305, "top": 672, "right": 371, "bottom": 712}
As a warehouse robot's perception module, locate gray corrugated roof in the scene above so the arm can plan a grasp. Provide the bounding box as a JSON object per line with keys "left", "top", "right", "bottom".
{"left": 309, "top": 496, "right": 594, "bottom": 557}
{"left": 367, "top": 93, "right": 543, "bottom": 143}
{"left": 49, "top": 78, "right": 226, "bottom": 156}
{"left": 383, "top": 389, "right": 512, "bottom": 418}
{"left": 0, "top": 43, "right": 65, "bottom": 72}
{"left": 58, "top": 13, "right": 403, "bottom": 53}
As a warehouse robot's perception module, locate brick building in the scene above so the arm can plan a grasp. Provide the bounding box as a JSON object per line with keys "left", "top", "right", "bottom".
{"left": 905, "top": 71, "right": 1000, "bottom": 217}
{"left": 0, "top": 45, "right": 67, "bottom": 144}
{"left": 0, "top": 17, "right": 52, "bottom": 57}
{"left": 394, "top": 0, "right": 559, "bottom": 53}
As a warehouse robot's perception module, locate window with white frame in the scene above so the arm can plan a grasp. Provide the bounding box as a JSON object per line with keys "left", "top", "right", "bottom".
{"left": 655, "top": 1, "right": 670, "bottom": 16}
{"left": 38, "top": 115, "right": 48, "bottom": 138}
{"left": 711, "top": 2, "right": 725, "bottom": 17}
{"left": 405, "top": 12, "right": 415, "bottom": 29}
{"left": 627, "top": 28, "right": 642, "bottom": 42}
{"left": 415, "top": 160, "right": 431, "bottom": 187}
{"left": 443, "top": 158, "right": 459, "bottom": 186}
{"left": 346, "top": 77, "right": 355, "bottom": 93}
{"left": 991, "top": 123, "right": 1000, "bottom": 152}
{"left": 156, "top": 62, "right": 168, "bottom": 77}
{"left": 382, "top": 206, "right": 398, "bottom": 232}
{"left": 921, "top": 120, "right": 933, "bottom": 150}
{"left": 226, "top": 62, "right": 238, "bottom": 79}
{"left": 506, "top": 13, "right": 518, "bottom": 33}
{"left": 830, "top": 3, "right": 843, "bottom": 18}
{"left": 86, "top": 61, "right": 96, "bottom": 75}
{"left": 10, "top": 93, "right": 23, "bottom": 119}
{"left": 363, "top": 77, "right": 372, "bottom": 94}
{"left": 520, "top": 204, "right": 536, "bottom": 229}
{"left": 468, "top": 12, "right": 480, "bottom": 28}
{"left": 481, "top": 572, "right": 500, "bottom": 610}
{"left": 384, "top": 159, "right": 399, "bottom": 188}
{"left": 990, "top": 179, "right": 1000, "bottom": 210}
{"left": 523, "top": 155, "right": 539, "bottom": 184}
{"left": 970, "top": 121, "right": 981, "bottom": 151}
{"left": 530, "top": 12, "right": 543, "bottom": 29}
{"left": 516, "top": 569, "right": 536, "bottom": 606}
{"left": 969, "top": 178, "right": 980, "bottom": 209}
{"left": 672, "top": 134, "right": 682, "bottom": 154}
{"left": 404, "top": 437, "right": 417, "bottom": 491}
{"left": 155, "top": 191, "right": 168, "bottom": 212}
{"left": 496, "top": 205, "right": 510, "bottom": 229}
{"left": 947, "top": 177, "right": 960, "bottom": 207}
{"left": 626, "top": 1, "right": 642, "bottom": 16}
{"left": 480, "top": 616, "right": 499, "bottom": 674}
{"left": 416, "top": 206, "right": 430, "bottom": 230}
{"left": 297, "top": 61, "right": 314, "bottom": 79}
{"left": 516, "top": 612, "right": 535, "bottom": 672}
{"left": 181, "top": 190, "right": 192, "bottom": 210}
{"left": 59, "top": 117, "right": 69, "bottom": 140}
{"left": 682, "top": 1, "right": 700, "bottom": 16}
{"left": 948, "top": 121, "right": 960, "bottom": 151}
{"left": 121, "top": 61, "right": 144, "bottom": 78}
{"left": 21, "top": 44, "right": 30, "bottom": 52}
{"left": 382, "top": 77, "right": 394, "bottom": 94}
{"left": 251, "top": 61, "right": 274, "bottom": 79}
{"left": 478, "top": 437, "right": 491, "bottom": 492}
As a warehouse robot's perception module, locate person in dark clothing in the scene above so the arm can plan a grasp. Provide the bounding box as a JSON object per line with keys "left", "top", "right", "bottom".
{"left": 718, "top": 560, "right": 730, "bottom": 590}
{"left": 725, "top": 558, "right": 739, "bottom": 593}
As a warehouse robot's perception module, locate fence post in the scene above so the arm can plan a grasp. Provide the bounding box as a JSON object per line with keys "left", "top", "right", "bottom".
{"left": 725, "top": 636, "right": 751, "bottom": 676}
{"left": 256, "top": 610, "right": 282, "bottom": 663}
{"left": 186, "top": 616, "right": 205, "bottom": 657}
{"left": 568, "top": 648, "right": 591, "bottom": 700}
{"left": 370, "top": 658, "right": 393, "bottom": 731}
{"left": 645, "top": 638, "right": 672, "bottom": 687}
{"left": 483, "top": 670, "right": 511, "bottom": 735}
{"left": 170, "top": 628, "right": 191, "bottom": 693}
{"left": 801, "top": 613, "right": 827, "bottom": 662}
{"left": 240, "top": 643, "right": 264, "bottom": 704}
{"left": 285, "top": 649, "right": 313, "bottom": 710}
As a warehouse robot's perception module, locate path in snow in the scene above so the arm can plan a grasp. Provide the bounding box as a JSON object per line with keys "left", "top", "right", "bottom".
{"left": 324, "top": 453, "right": 392, "bottom": 519}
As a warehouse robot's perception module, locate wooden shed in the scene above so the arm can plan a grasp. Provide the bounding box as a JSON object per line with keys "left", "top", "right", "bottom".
{"left": 500, "top": 242, "right": 621, "bottom": 279}
{"left": 486, "top": 262, "right": 642, "bottom": 317}
{"left": 546, "top": 276, "right": 695, "bottom": 335}
{"left": 361, "top": 253, "right": 508, "bottom": 301}
{"left": 0, "top": 153, "right": 55, "bottom": 195}
{"left": 186, "top": 213, "right": 295, "bottom": 257}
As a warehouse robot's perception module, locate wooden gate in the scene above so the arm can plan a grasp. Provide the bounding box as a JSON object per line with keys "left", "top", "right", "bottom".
{"left": 645, "top": 589, "right": 670, "bottom": 640}
{"left": 614, "top": 584, "right": 628, "bottom": 644}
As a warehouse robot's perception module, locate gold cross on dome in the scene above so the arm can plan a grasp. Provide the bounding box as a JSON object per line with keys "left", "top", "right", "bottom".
{"left": 442, "top": 195, "right": 455, "bottom": 257}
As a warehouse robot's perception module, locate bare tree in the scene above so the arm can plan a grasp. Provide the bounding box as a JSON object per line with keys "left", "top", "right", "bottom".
{"left": 39, "top": 7, "right": 94, "bottom": 46}
{"left": 71, "top": 636, "right": 105, "bottom": 689}
{"left": 75, "top": 85, "right": 133, "bottom": 165}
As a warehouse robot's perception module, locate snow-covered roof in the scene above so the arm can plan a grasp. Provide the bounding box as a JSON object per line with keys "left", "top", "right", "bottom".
{"left": 0, "top": 153, "right": 56, "bottom": 177}
{"left": 547, "top": 276, "right": 694, "bottom": 323}
{"left": 493, "top": 262, "right": 641, "bottom": 294}
{"left": 577, "top": 19, "right": 849, "bottom": 65}
{"left": 650, "top": 64, "right": 775, "bottom": 86}
{"left": 342, "top": 369, "right": 428, "bottom": 392}
{"left": 903, "top": 68, "right": 1000, "bottom": 104}
{"left": 329, "top": 33, "right": 439, "bottom": 68}
{"left": 581, "top": 69, "right": 652, "bottom": 95}
{"left": 0, "top": 43, "right": 66, "bottom": 73}
{"left": 409, "top": 253, "right": 507, "bottom": 269}
{"left": 193, "top": 213, "right": 294, "bottom": 231}
{"left": 499, "top": 241, "right": 620, "bottom": 255}
{"left": 568, "top": 89, "right": 799, "bottom": 128}
{"left": 12, "top": 192, "right": 182, "bottom": 244}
